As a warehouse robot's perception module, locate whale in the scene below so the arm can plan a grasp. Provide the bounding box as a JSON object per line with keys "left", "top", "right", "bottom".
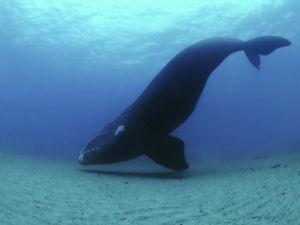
{"left": 78, "top": 36, "right": 291, "bottom": 171}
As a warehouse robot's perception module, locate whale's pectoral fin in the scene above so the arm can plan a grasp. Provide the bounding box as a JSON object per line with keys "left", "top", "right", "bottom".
{"left": 145, "top": 136, "right": 189, "bottom": 171}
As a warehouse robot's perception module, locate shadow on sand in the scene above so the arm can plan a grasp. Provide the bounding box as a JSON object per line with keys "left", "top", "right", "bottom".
{"left": 78, "top": 168, "right": 216, "bottom": 180}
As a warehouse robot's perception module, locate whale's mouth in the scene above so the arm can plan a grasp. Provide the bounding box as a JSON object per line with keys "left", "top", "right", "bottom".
{"left": 78, "top": 150, "right": 91, "bottom": 165}
{"left": 78, "top": 149, "right": 95, "bottom": 165}
{"left": 78, "top": 145, "right": 105, "bottom": 165}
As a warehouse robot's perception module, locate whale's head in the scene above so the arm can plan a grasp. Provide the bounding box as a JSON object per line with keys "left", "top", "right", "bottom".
{"left": 78, "top": 123, "right": 141, "bottom": 165}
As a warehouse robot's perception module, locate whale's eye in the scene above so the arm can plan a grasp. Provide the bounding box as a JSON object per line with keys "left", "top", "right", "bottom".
{"left": 114, "top": 125, "right": 125, "bottom": 136}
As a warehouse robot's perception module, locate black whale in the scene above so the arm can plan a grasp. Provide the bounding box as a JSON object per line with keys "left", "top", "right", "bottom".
{"left": 79, "top": 36, "right": 291, "bottom": 171}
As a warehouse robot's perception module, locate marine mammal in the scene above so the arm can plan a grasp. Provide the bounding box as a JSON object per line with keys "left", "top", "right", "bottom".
{"left": 78, "top": 36, "right": 291, "bottom": 171}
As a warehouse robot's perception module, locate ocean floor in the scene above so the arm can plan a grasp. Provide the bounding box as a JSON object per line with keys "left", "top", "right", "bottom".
{"left": 1, "top": 149, "right": 300, "bottom": 225}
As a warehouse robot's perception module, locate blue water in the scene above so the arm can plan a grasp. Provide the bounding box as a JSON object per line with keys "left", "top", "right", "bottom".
{"left": 0, "top": 0, "right": 299, "bottom": 160}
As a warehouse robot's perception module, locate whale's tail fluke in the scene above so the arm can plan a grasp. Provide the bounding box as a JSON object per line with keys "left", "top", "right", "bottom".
{"left": 244, "top": 36, "right": 291, "bottom": 69}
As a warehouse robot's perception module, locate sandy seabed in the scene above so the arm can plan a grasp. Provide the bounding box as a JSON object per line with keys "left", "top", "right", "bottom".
{"left": 1, "top": 149, "right": 300, "bottom": 225}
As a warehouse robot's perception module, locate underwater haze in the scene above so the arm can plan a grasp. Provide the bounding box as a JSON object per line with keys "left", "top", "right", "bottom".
{"left": 2, "top": 1, "right": 300, "bottom": 225}
{"left": 0, "top": 0, "right": 299, "bottom": 160}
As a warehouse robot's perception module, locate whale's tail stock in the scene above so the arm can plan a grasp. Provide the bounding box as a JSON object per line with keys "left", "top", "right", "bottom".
{"left": 244, "top": 36, "right": 291, "bottom": 69}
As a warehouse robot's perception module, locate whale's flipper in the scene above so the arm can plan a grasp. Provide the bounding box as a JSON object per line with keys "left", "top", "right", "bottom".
{"left": 145, "top": 136, "right": 189, "bottom": 171}
{"left": 244, "top": 36, "right": 291, "bottom": 69}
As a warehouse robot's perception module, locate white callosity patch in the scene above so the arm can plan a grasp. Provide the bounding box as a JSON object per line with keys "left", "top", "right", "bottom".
{"left": 114, "top": 125, "right": 125, "bottom": 136}
{"left": 78, "top": 153, "right": 84, "bottom": 162}
{"left": 98, "top": 131, "right": 107, "bottom": 136}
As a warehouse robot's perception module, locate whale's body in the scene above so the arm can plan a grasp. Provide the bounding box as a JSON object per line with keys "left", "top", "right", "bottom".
{"left": 79, "top": 36, "right": 291, "bottom": 171}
